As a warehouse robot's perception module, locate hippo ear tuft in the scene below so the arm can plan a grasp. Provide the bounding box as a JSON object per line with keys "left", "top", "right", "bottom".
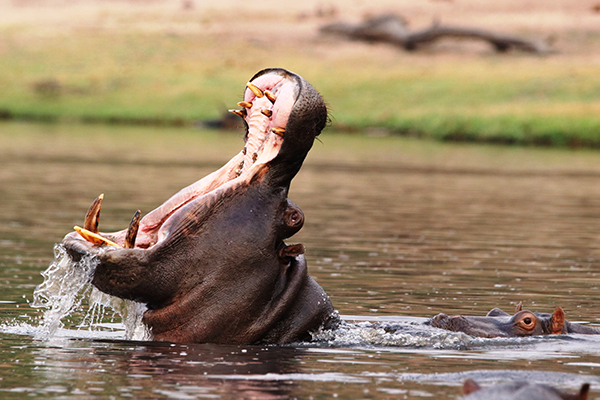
{"left": 514, "top": 301, "right": 523, "bottom": 313}
{"left": 462, "top": 379, "right": 481, "bottom": 395}
{"left": 551, "top": 307, "right": 566, "bottom": 334}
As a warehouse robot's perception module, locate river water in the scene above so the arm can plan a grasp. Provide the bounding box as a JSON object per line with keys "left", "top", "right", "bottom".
{"left": 1, "top": 121, "right": 600, "bottom": 399}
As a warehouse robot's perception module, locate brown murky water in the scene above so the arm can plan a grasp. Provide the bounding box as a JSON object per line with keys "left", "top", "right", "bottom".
{"left": 1, "top": 121, "right": 600, "bottom": 399}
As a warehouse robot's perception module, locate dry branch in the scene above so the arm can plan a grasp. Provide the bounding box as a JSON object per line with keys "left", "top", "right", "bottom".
{"left": 320, "top": 14, "right": 550, "bottom": 54}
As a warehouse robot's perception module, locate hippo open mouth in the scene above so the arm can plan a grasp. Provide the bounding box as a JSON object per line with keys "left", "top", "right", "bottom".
{"left": 62, "top": 68, "right": 337, "bottom": 344}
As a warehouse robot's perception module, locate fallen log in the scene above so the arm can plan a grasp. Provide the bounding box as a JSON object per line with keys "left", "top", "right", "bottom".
{"left": 320, "top": 14, "right": 551, "bottom": 54}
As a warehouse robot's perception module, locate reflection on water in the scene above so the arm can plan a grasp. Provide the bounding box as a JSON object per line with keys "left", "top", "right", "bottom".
{"left": 1, "top": 121, "right": 600, "bottom": 398}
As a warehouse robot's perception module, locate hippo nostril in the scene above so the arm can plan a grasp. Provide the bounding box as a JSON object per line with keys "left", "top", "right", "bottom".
{"left": 432, "top": 313, "right": 449, "bottom": 322}
{"left": 289, "top": 212, "right": 300, "bottom": 224}
{"left": 285, "top": 210, "right": 304, "bottom": 228}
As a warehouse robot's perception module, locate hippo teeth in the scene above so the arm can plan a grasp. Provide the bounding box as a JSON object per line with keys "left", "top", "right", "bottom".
{"left": 271, "top": 127, "right": 285, "bottom": 138}
{"left": 228, "top": 109, "right": 245, "bottom": 118}
{"left": 74, "top": 226, "right": 120, "bottom": 247}
{"left": 84, "top": 193, "right": 104, "bottom": 233}
{"left": 264, "top": 90, "right": 277, "bottom": 103}
{"left": 125, "top": 210, "right": 141, "bottom": 249}
{"left": 246, "top": 82, "right": 264, "bottom": 98}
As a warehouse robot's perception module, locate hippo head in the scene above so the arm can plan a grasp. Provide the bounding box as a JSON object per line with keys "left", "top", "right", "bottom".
{"left": 429, "top": 304, "right": 567, "bottom": 338}
{"left": 62, "top": 68, "right": 337, "bottom": 344}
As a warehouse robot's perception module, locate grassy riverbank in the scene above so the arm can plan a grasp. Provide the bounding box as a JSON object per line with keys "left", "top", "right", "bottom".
{"left": 1, "top": 1, "right": 600, "bottom": 147}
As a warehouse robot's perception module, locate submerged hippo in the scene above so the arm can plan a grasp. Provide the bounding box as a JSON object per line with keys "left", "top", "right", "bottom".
{"left": 62, "top": 68, "right": 338, "bottom": 344}
{"left": 429, "top": 302, "right": 600, "bottom": 338}
{"left": 460, "top": 379, "right": 590, "bottom": 400}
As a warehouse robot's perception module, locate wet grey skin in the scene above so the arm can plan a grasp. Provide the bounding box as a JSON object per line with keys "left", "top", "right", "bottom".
{"left": 62, "top": 68, "right": 338, "bottom": 345}
{"left": 429, "top": 304, "right": 600, "bottom": 338}
{"left": 460, "top": 379, "right": 590, "bottom": 400}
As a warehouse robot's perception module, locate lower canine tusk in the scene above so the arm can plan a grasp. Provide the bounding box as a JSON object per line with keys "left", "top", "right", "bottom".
{"left": 74, "top": 226, "right": 120, "bottom": 247}
{"left": 84, "top": 194, "right": 104, "bottom": 233}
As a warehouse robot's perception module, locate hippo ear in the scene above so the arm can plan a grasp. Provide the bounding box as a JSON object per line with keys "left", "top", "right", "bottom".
{"left": 550, "top": 307, "right": 566, "bottom": 334}
{"left": 487, "top": 308, "right": 510, "bottom": 317}
{"left": 578, "top": 383, "right": 590, "bottom": 400}
{"left": 462, "top": 379, "right": 481, "bottom": 395}
{"left": 514, "top": 301, "right": 523, "bottom": 313}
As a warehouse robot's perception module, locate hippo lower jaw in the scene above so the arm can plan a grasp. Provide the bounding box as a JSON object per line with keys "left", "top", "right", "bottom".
{"left": 61, "top": 68, "right": 337, "bottom": 344}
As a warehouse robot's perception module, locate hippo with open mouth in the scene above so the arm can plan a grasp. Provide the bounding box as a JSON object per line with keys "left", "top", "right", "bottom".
{"left": 62, "top": 68, "right": 338, "bottom": 344}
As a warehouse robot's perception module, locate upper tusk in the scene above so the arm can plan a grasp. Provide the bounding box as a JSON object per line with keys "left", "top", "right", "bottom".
{"left": 271, "top": 127, "right": 285, "bottom": 138}
{"left": 261, "top": 109, "right": 273, "bottom": 117}
{"left": 246, "top": 82, "right": 264, "bottom": 98}
{"left": 124, "top": 210, "right": 141, "bottom": 249}
{"left": 237, "top": 101, "right": 253, "bottom": 108}
{"left": 264, "top": 90, "right": 276, "bottom": 103}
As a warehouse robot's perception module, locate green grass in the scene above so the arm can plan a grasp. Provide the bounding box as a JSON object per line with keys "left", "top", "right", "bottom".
{"left": 1, "top": 28, "right": 600, "bottom": 147}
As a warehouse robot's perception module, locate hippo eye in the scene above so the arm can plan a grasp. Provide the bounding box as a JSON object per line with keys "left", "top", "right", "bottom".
{"left": 517, "top": 313, "right": 536, "bottom": 331}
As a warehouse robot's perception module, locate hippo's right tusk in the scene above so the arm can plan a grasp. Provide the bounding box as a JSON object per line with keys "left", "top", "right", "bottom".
{"left": 261, "top": 109, "right": 273, "bottom": 117}
{"left": 74, "top": 226, "right": 120, "bottom": 247}
{"left": 125, "top": 210, "right": 141, "bottom": 249}
{"left": 246, "top": 82, "right": 264, "bottom": 98}
{"left": 84, "top": 194, "right": 104, "bottom": 233}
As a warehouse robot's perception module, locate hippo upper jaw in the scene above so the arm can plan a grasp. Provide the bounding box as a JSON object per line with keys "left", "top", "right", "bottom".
{"left": 61, "top": 68, "right": 335, "bottom": 344}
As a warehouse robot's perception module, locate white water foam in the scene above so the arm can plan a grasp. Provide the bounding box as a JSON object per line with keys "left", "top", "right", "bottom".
{"left": 30, "top": 244, "right": 150, "bottom": 341}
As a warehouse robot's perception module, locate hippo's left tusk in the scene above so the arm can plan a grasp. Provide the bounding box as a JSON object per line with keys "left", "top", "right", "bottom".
{"left": 84, "top": 194, "right": 104, "bottom": 233}
{"left": 74, "top": 226, "right": 120, "bottom": 247}
{"left": 229, "top": 109, "right": 246, "bottom": 118}
{"left": 261, "top": 109, "right": 273, "bottom": 117}
{"left": 246, "top": 82, "right": 264, "bottom": 98}
{"left": 264, "top": 90, "right": 276, "bottom": 103}
{"left": 237, "top": 101, "right": 253, "bottom": 108}
{"left": 125, "top": 210, "right": 141, "bottom": 249}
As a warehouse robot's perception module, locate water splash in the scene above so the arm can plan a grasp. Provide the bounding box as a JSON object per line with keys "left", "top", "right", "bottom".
{"left": 311, "top": 319, "right": 476, "bottom": 348}
{"left": 31, "top": 244, "right": 150, "bottom": 341}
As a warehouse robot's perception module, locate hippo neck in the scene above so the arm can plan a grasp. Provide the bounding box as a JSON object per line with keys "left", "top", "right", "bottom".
{"left": 142, "top": 254, "right": 332, "bottom": 344}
